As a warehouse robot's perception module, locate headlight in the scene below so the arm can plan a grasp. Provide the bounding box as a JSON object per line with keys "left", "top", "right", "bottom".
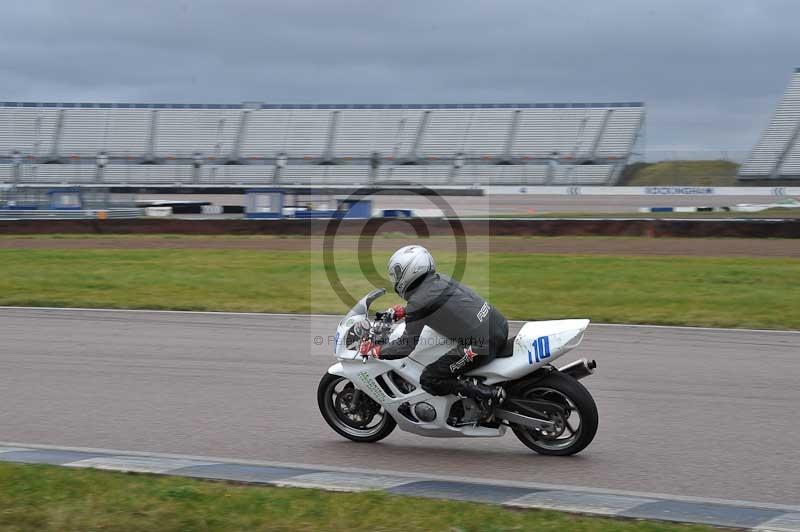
{"left": 345, "top": 319, "right": 371, "bottom": 349}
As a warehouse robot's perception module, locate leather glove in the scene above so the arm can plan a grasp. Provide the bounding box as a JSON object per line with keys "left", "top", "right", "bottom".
{"left": 389, "top": 304, "right": 406, "bottom": 321}
{"left": 358, "top": 340, "right": 381, "bottom": 359}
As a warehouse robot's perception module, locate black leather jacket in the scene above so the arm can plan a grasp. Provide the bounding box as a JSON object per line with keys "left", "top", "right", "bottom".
{"left": 380, "top": 273, "right": 508, "bottom": 360}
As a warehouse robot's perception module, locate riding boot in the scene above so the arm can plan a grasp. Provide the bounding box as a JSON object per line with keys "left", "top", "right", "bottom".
{"left": 453, "top": 379, "right": 506, "bottom": 406}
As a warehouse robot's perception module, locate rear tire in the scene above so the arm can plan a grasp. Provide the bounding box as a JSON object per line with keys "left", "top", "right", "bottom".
{"left": 317, "top": 373, "right": 396, "bottom": 443}
{"left": 509, "top": 371, "right": 598, "bottom": 456}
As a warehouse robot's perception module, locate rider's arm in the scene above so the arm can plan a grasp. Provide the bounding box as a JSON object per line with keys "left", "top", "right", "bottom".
{"left": 378, "top": 306, "right": 424, "bottom": 360}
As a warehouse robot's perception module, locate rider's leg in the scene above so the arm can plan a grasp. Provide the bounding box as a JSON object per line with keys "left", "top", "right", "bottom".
{"left": 419, "top": 345, "right": 504, "bottom": 403}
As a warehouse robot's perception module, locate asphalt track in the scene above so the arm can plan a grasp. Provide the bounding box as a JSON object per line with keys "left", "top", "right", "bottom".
{"left": 1, "top": 307, "right": 798, "bottom": 506}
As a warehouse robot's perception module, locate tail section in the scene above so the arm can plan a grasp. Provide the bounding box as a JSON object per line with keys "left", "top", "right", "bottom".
{"left": 468, "top": 319, "right": 590, "bottom": 384}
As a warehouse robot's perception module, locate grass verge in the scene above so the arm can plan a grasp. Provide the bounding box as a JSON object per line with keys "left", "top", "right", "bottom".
{"left": 620, "top": 160, "right": 740, "bottom": 186}
{"left": 0, "top": 462, "right": 725, "bottom": 532}
{"left": 1, "top": 248, "right": 797, "bottom": 329}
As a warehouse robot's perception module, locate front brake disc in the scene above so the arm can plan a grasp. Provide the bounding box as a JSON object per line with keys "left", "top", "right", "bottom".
{"left": 335, "top": 385, "right": 379, "bottom": 428}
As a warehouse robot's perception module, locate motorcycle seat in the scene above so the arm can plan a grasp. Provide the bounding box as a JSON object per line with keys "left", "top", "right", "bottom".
{"left": 495, "top": 335, "right": 515, "bottom": 358}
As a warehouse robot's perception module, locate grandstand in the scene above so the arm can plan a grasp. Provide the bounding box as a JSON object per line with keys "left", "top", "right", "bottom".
{"left": 739, "top": 68, "right": 800, "bottom": 180}
{"left": 0, "top": 101, "right": 644, "bottom": 187}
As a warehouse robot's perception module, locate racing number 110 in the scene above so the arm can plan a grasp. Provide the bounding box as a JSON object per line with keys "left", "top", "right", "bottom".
{"left": 528, "top": 335, "right": 551, "bottom": 364}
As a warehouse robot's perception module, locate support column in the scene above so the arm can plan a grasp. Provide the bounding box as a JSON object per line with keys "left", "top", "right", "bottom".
{"left": 192, "top": 152, "right": 204, "bottom": 184}
{"left": 213, "top": 118, "right": 225, "bottom": 160}
{"left": 145, "top": 109, "right": 158, "bottom": 162}
{"left": 449, "top": 153, "right": 464, "bottom": 185}
{"left": 323, "top": 110, "right": 340, "bottom": 162}
{"left": 608, "top": 161, "right": 625, "bottom": 185}
{"left": 544, "top": 153, "right": 559, "bottom": 185}
{"left": 589, "top": 109, "right": 613, "bottom": 159}
{"left": 230, "top": 109, "right": 249, "bottom": 162}
{"left": 503, "top": 109, "right": 521, "bottom": 161}
{"left": 274, "top": 153, "right": 287, "bottom": 184}
{"left": 47, "top": 109, "right": 65, "bottom": 162}
{"left": 391, "top": 118, "right": 406, "bottom": 160}
{"left": 771, "top": 120, "right": 800, "bottom": 179}
{"left": 573, "top": 114, "right": 589, "bottom": 158}
{"left": 11, "top": 151, "right": 21, "bottom": 186}
{"left": 409, "top": 110, "right": 431, "bottom": 160}
{"left": 96, "top": 152, "right": 108, "bottom": 183}
{"left": 369, "top": 151, "right": 380, "bottom": 185}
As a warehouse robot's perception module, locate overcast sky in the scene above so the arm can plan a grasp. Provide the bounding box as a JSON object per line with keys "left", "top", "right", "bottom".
{"left": 3, "top": 0, "right": 799, "bottom": 155}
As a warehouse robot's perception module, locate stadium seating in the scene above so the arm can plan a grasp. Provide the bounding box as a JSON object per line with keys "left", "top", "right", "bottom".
{"left": 0, "top": 102, "right": 644, "bottom": 186}
{"left": 0, "top": 164, "right": 12, "bottom": 180}
{"left": 379, "top": 165, "right": 451, "bottom": 185}
{"left": 740, "top": 68, "right": 800, "bottom": 179}
{"left": 331, "top": 109, "right": 422, "bottom": 159}
{"left": 60, "top": 108, "right": 150, "bottom": 157}
{"left": 280, "top": 164, "right": 370, "bottom": 185}
{"left": 2, "top": 161, "right": 619, "bottom": 186}
{"left": 17, "top": 164, "right": 96, "bottom": 183}
{"left": 102, "top": 164, "right": 194, "bottom": 184}
{"left": 203, "top": 164, "right": 276, "bottom": 185}
{"left": 154, "top": 109, "right": 241, "bottom": 159}
{"left": 0, "top": 106, "right": 60, "bottom": 157}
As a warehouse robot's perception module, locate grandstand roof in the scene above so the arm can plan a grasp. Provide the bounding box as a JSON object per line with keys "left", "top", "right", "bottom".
{"left": 0, "top": 101, "right": 644, "bottom": 110}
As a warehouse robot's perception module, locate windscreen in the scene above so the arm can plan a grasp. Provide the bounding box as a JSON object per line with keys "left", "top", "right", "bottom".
{"left": 344, "top": 288, "right": 386, "bottom": 319}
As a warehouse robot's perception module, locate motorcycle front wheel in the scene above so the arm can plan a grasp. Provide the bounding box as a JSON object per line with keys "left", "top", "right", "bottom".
{"left": 509, "top": 371, "right": 598, "bottom": 456}
{"left": 317, "top": 373, "right": 396, "bottom": 443}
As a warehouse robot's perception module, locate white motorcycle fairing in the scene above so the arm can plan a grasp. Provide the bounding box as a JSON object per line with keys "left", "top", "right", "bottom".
{"left": 327, "top": 291, "right": 589, "bottom": 438}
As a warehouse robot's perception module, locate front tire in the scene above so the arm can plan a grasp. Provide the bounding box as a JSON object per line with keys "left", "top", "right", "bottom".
{"left": 509, "top": 371, "right": 598, "bottom": 456}
{"left": 317, "top": 373, "right": 396, "bottom": 443}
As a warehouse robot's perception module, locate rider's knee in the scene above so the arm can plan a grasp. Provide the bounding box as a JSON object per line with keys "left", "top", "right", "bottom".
{"left": 419, "top": 371, "right": 444, "bottom": 396}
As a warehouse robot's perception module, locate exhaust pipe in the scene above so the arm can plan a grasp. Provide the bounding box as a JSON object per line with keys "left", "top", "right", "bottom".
{"left": 559, "top": 358, "right": 597, "bottom": 380}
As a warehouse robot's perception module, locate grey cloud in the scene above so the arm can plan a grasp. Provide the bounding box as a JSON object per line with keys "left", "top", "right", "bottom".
{"left": 2, "top": 0, "right": 799, "bottom": 154}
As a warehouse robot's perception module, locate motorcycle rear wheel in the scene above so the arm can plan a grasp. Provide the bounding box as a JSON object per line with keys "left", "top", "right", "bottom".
{"left": 509, "top": 371, "right": 598, "bottom": 456}
{"left": 317, "top": 373, "right": 396, "bottom": 443}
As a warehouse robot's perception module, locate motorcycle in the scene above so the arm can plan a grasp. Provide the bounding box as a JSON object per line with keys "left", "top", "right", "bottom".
{"left": 317, "top": 288, "right": 599, "bottom": 455}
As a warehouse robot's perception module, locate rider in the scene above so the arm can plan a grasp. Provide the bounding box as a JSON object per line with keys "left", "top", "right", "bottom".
{"left": 359, "top": 245, "right": 508, "bottom": 405}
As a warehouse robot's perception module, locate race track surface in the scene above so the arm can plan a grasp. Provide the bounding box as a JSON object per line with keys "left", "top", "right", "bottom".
{"left": 1, "top": 308, "right": 798, "bottom": 505}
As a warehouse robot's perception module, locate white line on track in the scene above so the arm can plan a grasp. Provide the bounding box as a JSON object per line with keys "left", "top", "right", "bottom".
{"left": 1, "top": 305, "right": 797, "bottom": 334}
{"left": 3, "top": 441, "right": 799, "bottom": 513}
